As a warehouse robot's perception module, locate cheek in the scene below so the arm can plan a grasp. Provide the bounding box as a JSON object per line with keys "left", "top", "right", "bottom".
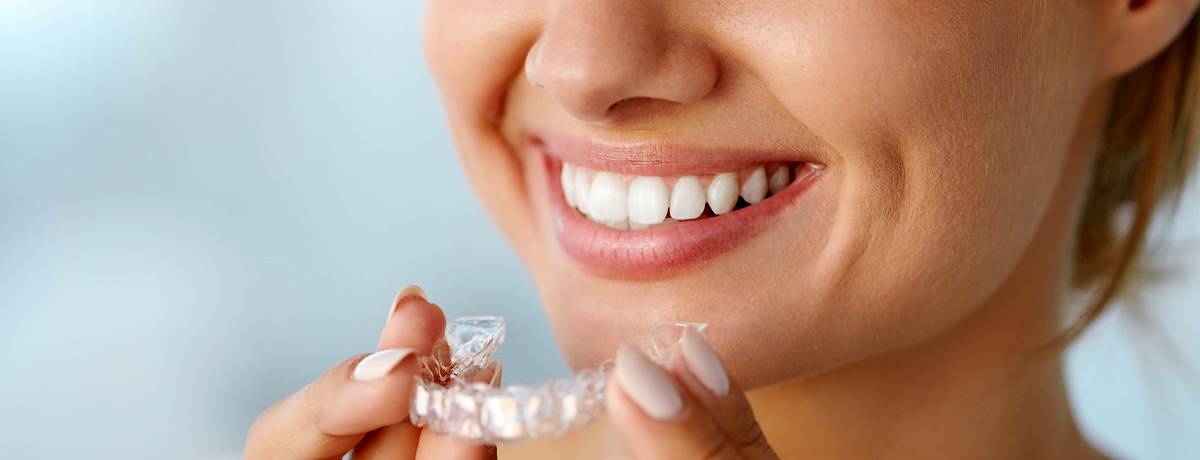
{"left": 422, "top": 3, "right": 549, "bottom": 263}
{"left": 725, "top": 3, "right": 1093, "bottom": 345}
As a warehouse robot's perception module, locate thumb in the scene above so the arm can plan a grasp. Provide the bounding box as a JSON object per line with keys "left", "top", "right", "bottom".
{"left": 606, "top": 332, "right": 776, "bottom": 460}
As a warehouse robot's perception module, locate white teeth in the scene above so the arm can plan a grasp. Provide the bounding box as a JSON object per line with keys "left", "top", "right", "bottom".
{"left": 669, "top": 176, "right": 706, "bottom": 220}
{"left": 558, "top": 161, "right": 810, "bottom": 230}
{"left": 740, "top": 166, "right": 767, "bottom": 205}
{"left": 604, "top": 219, "right": 629, "bottom": 230}
{"left": 629, "top": 221, "right": 652, "bottom": 230}
{"left": 629, "top": 219, "right": 672, "bottom": 230}
{"left": 574, "top": 167, "right": 591, "bottom": 215}
{"left": 561, "top": 163, "right": 576, "bottom": 208}
{"left": 707, "top": 172, "right": 738, "bottom": 215}
{"left": 627, "top": 176, "right": 669, "bottom": 225}
{"left": 768, "top": 165, "right": 791, "bottom": 195}
{"left": 587, "top": 172, "right": 628, "bottom": 222}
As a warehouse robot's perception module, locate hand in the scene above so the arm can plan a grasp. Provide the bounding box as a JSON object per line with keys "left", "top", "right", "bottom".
{"left": 606, "top": 328, "right": 778, "bottom": 459}
{"left": 244, "top": 286, "right": 494, "bottom": 460}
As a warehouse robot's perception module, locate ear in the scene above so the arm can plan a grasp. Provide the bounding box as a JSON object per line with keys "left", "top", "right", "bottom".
{"left": 1097, "top": 0, "right": 1199, "bottom": 79}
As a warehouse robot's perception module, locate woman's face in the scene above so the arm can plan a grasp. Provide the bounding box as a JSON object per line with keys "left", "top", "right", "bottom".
{"left": 423, "top": 1, "right": 1102, "bottom": 387}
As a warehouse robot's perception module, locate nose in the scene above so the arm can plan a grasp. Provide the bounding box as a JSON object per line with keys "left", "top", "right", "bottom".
{"left": 525, "top": 0, "right": 719, "bottom": 123}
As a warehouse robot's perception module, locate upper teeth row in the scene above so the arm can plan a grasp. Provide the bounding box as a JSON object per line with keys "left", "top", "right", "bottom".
{"left": 559, "top": 162, "right": 800, "bottom": 229}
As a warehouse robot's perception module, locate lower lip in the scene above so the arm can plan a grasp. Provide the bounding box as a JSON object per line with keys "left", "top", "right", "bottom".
{"left": 543, "top": 154, "right": 821, "bottom": 279}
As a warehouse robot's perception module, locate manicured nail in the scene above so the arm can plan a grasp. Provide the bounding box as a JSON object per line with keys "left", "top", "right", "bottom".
{"left": 615, "top": 343, "right": 683, "bottom": 420}
{"left": 352, "top": 348, "right": 415, "bottom": 381}
{"left": 389, "top": 285, "right": 427, "bottom": 318}
{"left": 680, "top": 328, "right": 730, "bottom": 397}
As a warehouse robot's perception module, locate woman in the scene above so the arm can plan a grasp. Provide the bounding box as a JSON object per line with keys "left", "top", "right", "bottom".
{"left": 246, "top": 1, "right": 1199, "bottom": 458}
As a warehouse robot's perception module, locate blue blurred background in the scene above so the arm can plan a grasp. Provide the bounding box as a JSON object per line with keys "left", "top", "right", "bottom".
{"left": 0, "top": 2, "right": 1197, "bottom": 459}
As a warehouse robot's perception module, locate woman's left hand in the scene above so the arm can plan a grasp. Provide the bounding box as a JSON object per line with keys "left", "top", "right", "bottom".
{"left": 605, "top": 328, "right": 779, "bottom": 459}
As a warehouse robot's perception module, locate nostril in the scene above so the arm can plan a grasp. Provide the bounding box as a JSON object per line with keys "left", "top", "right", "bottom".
{"left": 606, "top": 97, "right": 683, "bottom": 120}
{"left": 608, "top": 97, "right": 655, "bottom": 113}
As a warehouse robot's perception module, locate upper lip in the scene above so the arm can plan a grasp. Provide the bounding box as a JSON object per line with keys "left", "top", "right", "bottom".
{"left": 532, "top": 131, "right": 824, "bottom": 176}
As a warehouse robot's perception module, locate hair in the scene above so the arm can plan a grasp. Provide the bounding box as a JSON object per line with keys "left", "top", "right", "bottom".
{"left": 1064, "top": 15, "right": 1199, "bottom": 344}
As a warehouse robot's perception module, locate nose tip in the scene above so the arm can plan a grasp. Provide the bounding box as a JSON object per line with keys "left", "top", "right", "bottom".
{"left": 525, "top": 40, "right": 650, "bottom": 122}
{"left": 524, "top": 5, "right": 718, "bottom": 123}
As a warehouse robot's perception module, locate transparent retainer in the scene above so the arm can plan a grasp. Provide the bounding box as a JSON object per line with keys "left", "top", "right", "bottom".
{"left": 409, "top": 316, "right": 706, "bottom": 444}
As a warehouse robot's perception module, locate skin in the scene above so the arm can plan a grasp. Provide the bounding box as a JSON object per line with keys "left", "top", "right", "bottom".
{"left": 245, "top": 1, "right": 1198, "bottom": 458}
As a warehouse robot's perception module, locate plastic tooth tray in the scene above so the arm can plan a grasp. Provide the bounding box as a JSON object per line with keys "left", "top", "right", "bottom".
{"left": 409, "top": 316, "right": 706, "bottom": 443}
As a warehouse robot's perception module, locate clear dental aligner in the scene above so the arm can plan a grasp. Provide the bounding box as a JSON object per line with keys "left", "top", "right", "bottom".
{"left": 409, "top": 316, "right": 706, "bottom": 444}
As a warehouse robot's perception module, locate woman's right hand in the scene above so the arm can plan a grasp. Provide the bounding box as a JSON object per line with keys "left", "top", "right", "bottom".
{"left": 244, "top": 286, "right": 495, "bottom": 460}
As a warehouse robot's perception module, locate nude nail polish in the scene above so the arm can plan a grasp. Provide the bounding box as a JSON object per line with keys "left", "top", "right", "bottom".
{"left": 397, "top": 285, "right": 426, "bottom": 301}
{"left": 615, "top": 343, "right": 683, "bottom": 420}
{"left": 353, "top": 348, "right": 415, "bottom": 381}
{"left": 680, "top": 328, "right": 730, "bottom": 397}
{"left": 389, "top": 285, "right": 427, "bottom": 318}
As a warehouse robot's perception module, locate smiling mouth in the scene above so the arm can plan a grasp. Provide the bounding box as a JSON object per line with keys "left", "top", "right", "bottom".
{"left": 559, "top": 160, "right": 821, "bottom": 230}
{"left": 535, "top": 134, "right": 825, "bottom": 278}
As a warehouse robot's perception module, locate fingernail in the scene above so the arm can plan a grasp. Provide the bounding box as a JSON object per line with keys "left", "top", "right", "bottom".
{"left": 389, "top": 285, "right": 427, "bottom": 318}
{"left": 680, "top": 328, "right": 730, "bottom": 397}
{"left": 352, "top": 348, "right": 416, "bottom": 381}
{"left": 615, "top": 343, "right": 682, "bottom": 420}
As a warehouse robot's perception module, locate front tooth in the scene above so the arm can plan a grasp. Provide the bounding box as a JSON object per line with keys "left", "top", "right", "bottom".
{"left": 604, "top": 220, "right": 629, "bottom": 230}
{"left": 707, "top": 172, "right": 739, "bottom": 215}
{"left": 669, "top": 176, "right": 705, "bottom": 220}
{"left": 631, "top": 218, "right": 675, "bottom": 230}
{"left": 561, "top": 163, "right": 577, "bottom": 208}
{"left": 574, "top": 167, "right": 591, "bottom": 215}
{"left": 627, "top": 176, "right": 669, "bottom": 225}
{"left": 587, "top": 172, "right": 629, "bottom": 222}
{"left": 740, "top": 166, "right": 767, "bottom": 204}
{"left": 768, "top": 165, "right": 791, "bottom": 195}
